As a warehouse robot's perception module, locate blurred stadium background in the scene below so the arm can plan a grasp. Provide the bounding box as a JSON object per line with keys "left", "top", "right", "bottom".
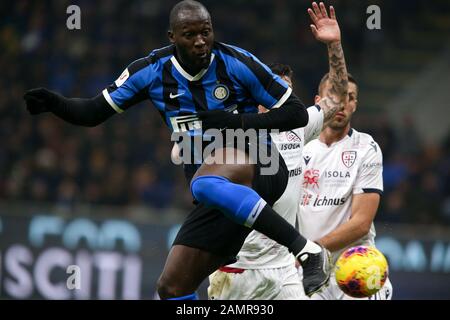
{"left": 1, "top": 0, "right": 450, "bottom": 299}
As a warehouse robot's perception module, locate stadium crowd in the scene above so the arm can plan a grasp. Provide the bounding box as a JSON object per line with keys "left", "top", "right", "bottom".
{"left": 1, "top": 0, "right": 449, "bottom": 225}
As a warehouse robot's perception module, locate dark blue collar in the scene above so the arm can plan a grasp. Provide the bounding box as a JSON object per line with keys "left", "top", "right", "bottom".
{"left": 348, "top": 128, "right": 354, "bottom": 137}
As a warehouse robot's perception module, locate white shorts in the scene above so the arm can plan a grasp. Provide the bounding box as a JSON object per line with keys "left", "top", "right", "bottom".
{"left": 306, "top": 272, "right": 393, "bottom": 300}
{"left": 208, "top": 264, "right": 308, "bottom": 300}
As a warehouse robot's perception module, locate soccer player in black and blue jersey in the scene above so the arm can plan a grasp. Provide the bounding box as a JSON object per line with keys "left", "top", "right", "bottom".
{"left": 24, "top": 1, "right": 341, "bottom": 299}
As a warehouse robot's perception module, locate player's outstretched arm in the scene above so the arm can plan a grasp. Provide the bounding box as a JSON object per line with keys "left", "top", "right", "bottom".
{"left": 308, "top": 2, "right": 348, "bottom": 128}
{"left": 23, "top": 88, "right": 115, "bottom": 127}
{"left": 198, "top": 92, "right": 308, "bottom": 132}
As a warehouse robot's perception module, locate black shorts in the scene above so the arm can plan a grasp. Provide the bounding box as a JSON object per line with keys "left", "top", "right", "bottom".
{"left": 173, "top": 153, "right": 288, "bottom": 262}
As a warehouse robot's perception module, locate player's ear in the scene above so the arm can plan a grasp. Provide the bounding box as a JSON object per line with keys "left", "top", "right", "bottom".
{"left": 353, "top": 99, "right": 358, "bottom": 112}
{"left": 168, "top": 30, "right": 175, "bottom": 44}
{"left": 314, "top": 95, "right": 321, "bottom": 104}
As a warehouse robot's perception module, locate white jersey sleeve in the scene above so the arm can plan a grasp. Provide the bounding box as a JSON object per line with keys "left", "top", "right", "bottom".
{"left": 353, "top": 141, "right": 383, "bottom": 195}
{"left": 304, "top": 105, "right": 324, "bottom": 144}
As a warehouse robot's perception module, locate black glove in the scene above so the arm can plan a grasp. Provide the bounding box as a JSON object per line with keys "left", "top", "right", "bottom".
{"left": 197, "top": 109, "right": 242, "bottom": 131}
{"left": 23, "top": 88, "right": 61, "bottom": 115}
{"left": 23, "top": 88, "right": 115, "bottom": 127}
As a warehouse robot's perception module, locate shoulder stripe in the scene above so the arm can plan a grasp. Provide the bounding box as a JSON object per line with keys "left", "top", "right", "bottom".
{"left": 108, "top": 57, "right": 151, "bottom": 93}
{"left": 214, "top": 42, "right": 287, "bottom": 101}
{"left": 128, "top": 57, "right": 150, "bottom": 76}
{"left": 149, "top": 45, "right": 175, "bottom": 64}
{"left": 309, "top": 104, "right": 321, "bottom": 112}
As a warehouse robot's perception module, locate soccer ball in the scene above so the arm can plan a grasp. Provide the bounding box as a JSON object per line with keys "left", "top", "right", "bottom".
{"left": 335, "top": 246, "right": 388, "bottom": 298}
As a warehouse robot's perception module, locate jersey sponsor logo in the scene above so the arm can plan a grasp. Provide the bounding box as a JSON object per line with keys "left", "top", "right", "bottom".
{"left": 289, "top": 167, "right": 302, "bottom": 177}
{"left": 362, "top": 162, "right": 382, "bottom": 169}
{"left": 312, "top": 195, "right": 346, "bottom": 207}
{"left": 115, "top": 68, "right": 130, "bottom": 87}
{"left": 304, "top": 155, "right": 311, "bottom": 165}
{"left": 169, "top": 91, "right": 185, "bottom": 99}
{"left": 342, "top": 151, "right": 357, "bottom": 168}
{"left": 385, "top": 288, "right": 391, "bottom": 300}
{"left": 301, "top": 192, "right": 313, "bottom": 206}
{"left": 300, "top": 194, "right": 346, "bottom": 207}
{"left": 286, "top": 131, "right": 301, "bottom": 142}
{"left": 324, "top": 170, "right": 351, "bottom": 178}
{"left": 279, "top": 143, "right": 301, "bottom": 151}
{"left": 303, "top": 169, "right": 319, "bottom": 188}
{"left": 213, "top": 84, "right": 230, "bottom": 101}
{"left": 170, "top": 115, "right": 202, "bottom": 133}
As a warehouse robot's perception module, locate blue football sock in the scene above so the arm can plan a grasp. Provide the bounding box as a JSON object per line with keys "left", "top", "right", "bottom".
{"left": 167, "top": 292, "right": 199, "bottom": 300}
{"left": 191, "top": 175, "right": 308, "bottom": 256}
{"left": 190, "top": 175, "right": 266, "bottom": 227}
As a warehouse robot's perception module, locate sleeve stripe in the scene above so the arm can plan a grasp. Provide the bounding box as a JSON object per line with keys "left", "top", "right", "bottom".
{"left": 272, "top": 87, "right": 292, "bottom": 109}
{"left": 102, "top": 89, "right": 124, "bottom": 114}
{"left": 362, "top": 188, "right": 383, "bottom": 195}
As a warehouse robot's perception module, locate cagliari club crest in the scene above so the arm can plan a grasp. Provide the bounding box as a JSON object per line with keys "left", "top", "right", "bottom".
{"left": 286, "top": 131, "right": 301, "bottom": 142}
{"left": 342, "top": 151, "right": 357, "bottom": 168}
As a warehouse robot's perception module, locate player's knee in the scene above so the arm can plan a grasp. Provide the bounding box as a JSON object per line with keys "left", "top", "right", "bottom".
{"left": 156, "top": 276, "right": 182, "bottom": 300}
{"left": 190, "top": 175, "right": 229, "bottom": 204}
{"left": 157, "top": 275, "right": 197, "bottom": 300}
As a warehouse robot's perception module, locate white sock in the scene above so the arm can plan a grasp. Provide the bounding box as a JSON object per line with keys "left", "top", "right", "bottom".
{"left": 296, "top": 240, "right": 322, "bottom": 260}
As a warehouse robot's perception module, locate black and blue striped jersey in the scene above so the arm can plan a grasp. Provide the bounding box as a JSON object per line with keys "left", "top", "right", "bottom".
{"left": 102, "top": 42, "right": 292, "bottom": 133}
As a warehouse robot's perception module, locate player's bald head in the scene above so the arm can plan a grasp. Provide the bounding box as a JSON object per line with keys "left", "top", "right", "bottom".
{"left": 169, "top": 0, "right": 211, "bottom": 30}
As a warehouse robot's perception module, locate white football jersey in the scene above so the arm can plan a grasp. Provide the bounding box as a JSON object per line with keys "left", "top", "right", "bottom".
{"left": 298, "top": 128, "right": 383, "bottom": 263}
{"left": 230, "top": 106, "right": 324, "bottom": 269}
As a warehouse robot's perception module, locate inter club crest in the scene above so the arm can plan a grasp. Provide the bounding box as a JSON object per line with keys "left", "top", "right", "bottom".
{"left": 213, "top": 84, "right": 230, "bottom": 101}
{"left": 342, "top": 151, "right": 357, "bottom": 168}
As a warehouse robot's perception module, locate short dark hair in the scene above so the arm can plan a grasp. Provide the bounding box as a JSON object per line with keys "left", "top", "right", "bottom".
{"left": 169, "top": 0, "right": 210, "bottom": 30}
{"left": 318, "top": 73, "right": 358, "bottom": 96}
{"left": 268, "top": 62, "right": 294, "bottom": 80}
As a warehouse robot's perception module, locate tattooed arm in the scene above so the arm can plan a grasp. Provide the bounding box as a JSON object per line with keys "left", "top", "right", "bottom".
{"left": 308, "top": 2, "right": 349, "bottom": 128}
{"left": 320, "top": 41, "right": 348, "bottom": 128}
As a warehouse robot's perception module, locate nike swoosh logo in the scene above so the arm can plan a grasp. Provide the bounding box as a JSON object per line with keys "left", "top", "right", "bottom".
{"left": 169, "top": 92, "right": 185, "bottom": 99}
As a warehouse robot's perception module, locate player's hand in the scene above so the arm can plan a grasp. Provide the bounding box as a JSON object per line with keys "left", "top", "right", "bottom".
{"left": 23, "top": 88, "right": 59, "bottom": 115}
{"left": 308, "top": 2, "right": 341, "bottom": 44}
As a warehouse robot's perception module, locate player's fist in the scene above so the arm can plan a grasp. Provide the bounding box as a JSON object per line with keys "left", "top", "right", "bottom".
{"left": 23, "top": 88, "right": 58, "bottom": 115}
